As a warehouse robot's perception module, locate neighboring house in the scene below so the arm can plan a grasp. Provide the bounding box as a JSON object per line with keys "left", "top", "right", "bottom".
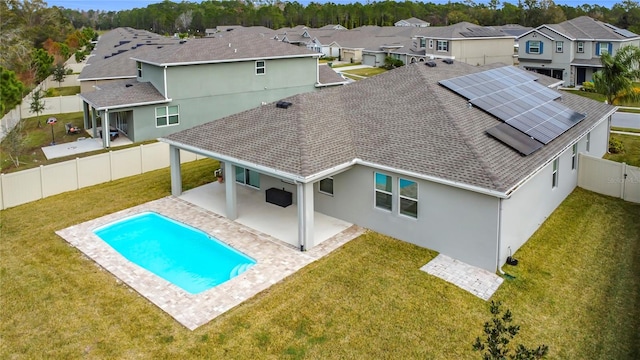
{"left": 78, "top": 28, "right": 345, "bottom": 148}
{"left": 397, "top": 22, "right": 518, "bottom": 67}
{"left": 395, "top": 17, "right": 430, "bottom": 27}
{"left": 160, "top": 62, "right": 614, "bottom": 272}
{"left": 517, "top": 16, "right": 640, "bottom": 86}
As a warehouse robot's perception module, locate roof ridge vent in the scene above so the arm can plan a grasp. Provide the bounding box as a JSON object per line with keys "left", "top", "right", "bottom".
{"left": 276, "top": 101, "right": 292, "bottom": 109}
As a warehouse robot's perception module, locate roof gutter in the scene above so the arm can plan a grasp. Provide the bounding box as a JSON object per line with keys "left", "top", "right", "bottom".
{"left": 134, "top": 53, "right": 321, "bottom": 67}
{"left": 79, "top": 75, "right": 137, "bottom": 82}
{"left": 79, "top": 95, "right": 171, "bottom": 111}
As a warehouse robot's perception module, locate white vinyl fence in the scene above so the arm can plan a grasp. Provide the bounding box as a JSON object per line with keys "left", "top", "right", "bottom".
{"left": 577, "top": 153, "right": 640, "bottom": 203}
{"left": 0, "top": 142, "right": 205, "bottom": 210}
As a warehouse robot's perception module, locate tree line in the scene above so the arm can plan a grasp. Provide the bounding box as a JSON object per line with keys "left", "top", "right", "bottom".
{"left": 61, "top": 0, "right": 640, "bottom": 35}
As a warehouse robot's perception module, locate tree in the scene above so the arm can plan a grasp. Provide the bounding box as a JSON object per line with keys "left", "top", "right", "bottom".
{"left": 473, "top": 301, "right": 549, "bottom": 360}
{"left": 31, "top": 48, "right": 54, "bottom": 83}
{"left": 0, "top": 66, "right": 25, "bottom": 115}
{"left": 593, "top": 45, "right": 640, "bottom": 105}
{"left": 4, "top": 124, "right": 25, "bottom": 168}
{"left": 51, "top": 63, "right": 70, "bottom": 89}
{"left": 30, "top": 88, "right": 46, "bottom": 128}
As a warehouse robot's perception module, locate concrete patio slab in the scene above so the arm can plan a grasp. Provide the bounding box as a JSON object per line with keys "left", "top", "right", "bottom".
{"left": 420, "top": 254, "right": 503, "bottom": 301}
{"left": 56, "top": 196, "right": 365, "bottom": 330}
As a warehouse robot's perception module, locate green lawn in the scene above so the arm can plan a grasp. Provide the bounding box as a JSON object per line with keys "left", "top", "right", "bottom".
{"left": 605, "top": 133, "right": 640, "bottom": 167}
{"left": 0, "top": 112, "right": 154, "bottom": 174}
{"left": 341, "top": 67, "right": 387, "bottom": 78}
{"left": 1, "top": 158, "right": 639, "bottom": 359}
{"left": 46, "top": 86, "right": 81, "bottom": 97}
{"left": 563, "top": 88, "right": 640, "bottom": 108}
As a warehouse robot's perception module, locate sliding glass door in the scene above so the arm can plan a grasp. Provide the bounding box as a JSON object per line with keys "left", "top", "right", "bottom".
{"left": 235, "top": 166, "right": 260, "bottom": 188}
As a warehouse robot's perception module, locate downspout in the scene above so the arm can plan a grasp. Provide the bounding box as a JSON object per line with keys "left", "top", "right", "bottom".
{"left": 163, "top": 66, "right": 168, "bottom": 99}
{"left": 497, "top": 198, "right": 505, "bottom": 275}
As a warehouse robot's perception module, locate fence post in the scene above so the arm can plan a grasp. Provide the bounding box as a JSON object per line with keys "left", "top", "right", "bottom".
{"left": 109, "top": 150, "right": 114, "bottom": 181}
{"left": 140, "top": 144, "right": 145, "bottom": 174}
{"left": 621, "top": 162, "right": 627, "bottom": 200}
{"left": 39, "top": 165, "right": 45, "bottom": 200}
{"left": 76, "top": 157, "right": 81, "bottom": 190}
{"left": 0, "top": 173, "right": 5, "bottom": 210}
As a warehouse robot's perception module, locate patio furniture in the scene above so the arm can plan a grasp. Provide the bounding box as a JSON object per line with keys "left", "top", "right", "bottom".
{"left": 265, "top": 187, "right": 292, "bottom": 207}
{"left": 65, "top": 123, "right": 81, "bottom": 134}
{"left": 99, "top": 127, "right": 119, "bottom": 141}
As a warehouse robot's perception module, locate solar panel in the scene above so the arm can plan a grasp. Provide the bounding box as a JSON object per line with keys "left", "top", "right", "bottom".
{"left": 440, "top": 66, "right": 586, "bottom": 150}
{"left": 604, "top": 23, "right": 638, "bottom": 38}
{"left": 486, "top": 123, "right": 543, "bottom": 156}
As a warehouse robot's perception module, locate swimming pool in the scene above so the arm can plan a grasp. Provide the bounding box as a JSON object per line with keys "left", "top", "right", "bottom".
{"left": 93, "top": 211, "right": 256, "bottom": 294}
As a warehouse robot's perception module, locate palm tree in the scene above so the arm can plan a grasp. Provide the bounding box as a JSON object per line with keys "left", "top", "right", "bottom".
{"left": 592, "top": 45, "right": 640, "bottom": 105}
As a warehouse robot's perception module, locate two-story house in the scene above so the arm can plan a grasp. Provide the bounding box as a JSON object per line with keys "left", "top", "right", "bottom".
{"left": 517, "top": 16, "right": 640, "bottom": 86}
{"left": 363, "top": 22, "right": 521, "bottom": 67}
{"left": 78, "top": 29, "right": 345, "bottom": 148}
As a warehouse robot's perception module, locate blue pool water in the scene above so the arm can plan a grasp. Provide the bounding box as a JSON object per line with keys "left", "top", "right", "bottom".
{"left": 93, "top": 212, "right": 256, "bottom": 294}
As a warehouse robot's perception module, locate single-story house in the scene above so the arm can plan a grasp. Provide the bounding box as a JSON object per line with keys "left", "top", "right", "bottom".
{"left": 160, "top": 61, "right": 614, "bottom": 272}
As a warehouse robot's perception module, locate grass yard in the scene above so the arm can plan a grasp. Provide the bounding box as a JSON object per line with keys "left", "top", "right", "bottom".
{"left": 341, "top": 67, "right": 387, "bottom": 78}
{"left": 605, "top": 133, "right": 640, "bottom": 167}
{"left": 1, "top": 162, "right": 639, "bottom": 359}
{"left": 0, "top": 112, "right": 154, "bottom": 173}
{"left": 46, "top": 86, "right": 81, "bottom": 97}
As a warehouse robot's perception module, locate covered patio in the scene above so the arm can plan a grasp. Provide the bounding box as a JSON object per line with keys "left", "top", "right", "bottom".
{"left": 178, "top": 181, "right": 353, "bottom": 249}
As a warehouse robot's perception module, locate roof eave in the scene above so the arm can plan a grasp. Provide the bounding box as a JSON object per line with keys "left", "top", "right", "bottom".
{"left": 133, "top": 53, "right": 321, "bottom": 67}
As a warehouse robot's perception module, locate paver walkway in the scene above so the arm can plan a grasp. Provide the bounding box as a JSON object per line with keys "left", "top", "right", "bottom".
{"left": 420, "top": 254, "right": 504, "bottom": 301}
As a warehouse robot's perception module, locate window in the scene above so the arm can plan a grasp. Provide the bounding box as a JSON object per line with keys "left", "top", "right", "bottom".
{"left": 375, "top": 172, "right": 392, "bottom": 211}
{"left": 235, "top": 166, "right": 260, "bottom": 188}
{"left": 419, "top": 38, "right": 426, "bottom": 48}
{"left": 255, "top": 60, "right": 265, "bottom": 75}
{"left": 319, "top": 177, "right": 333, "bottom": 195}
{"left": 136, "top": 61, "right": 142, "bottom": 77}
{"left": 436, "top": 40, "right": 448, "bottom": 52}
{"left": 155, "top": 105, "right": 179, "bottom": 127}
{"left": 552, "top": 159, "right": 559, "bottom": 188}
{"left": 399, "top": 178, "right": 418, "bottom": 218}
{"left": 526, "top": 40, "right": 542, "bottom": 54}
{"left": 586, "top": 132, "right": 591, "bottom": 152}
{"left": 577, "top": 41, "right": 584, "bottom": 53}
{"left": 597, "top": 42, "right": 611, "bottom": 56}
{"left": 428, "top": 39, "right": 433, "bottom": 49}
{"left": 556, "top": 41, "right": 563, "bottom": 53}
{"left": 571, "top": 144, "right": 577, "bottom": 170}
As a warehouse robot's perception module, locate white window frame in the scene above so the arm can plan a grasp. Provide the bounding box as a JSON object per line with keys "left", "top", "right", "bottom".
{"left": 428, "top": 39, "right": 433, "bottom": 49}
{"left": 571, "top": 144, "right": 577, "bottom": 170}
{"left": 319, "top": 177, "right": 334, "bottom": 196}
{"left": 436, "top": 40, "right": 448, "bottom": 52}
{"left": 577, "top": 41, "right": 584, "bottom": 53}
{"left": 586, "top": 132, "right": 591, "bottom": 152}
{"left": 556, "top": 41, "right": 563, "bottom": 53}
{"left": 374, "top": 172, "right": 393, "bottom": 212}
{"left": 597, "top": 42, "right": 609, "bottom": 56}
{"left": 136, "top": 61, "right": 142, "bottom": 77}
{"left": 552, "top": 158, "right": 559, "bottom": 188}
{"left": 528, "top": 40, "right": 541, "bottom": 54}
{"left": 235, "top": 166, "right": 260, "bottom": 189}
{"left": 398, "top": 178, "right": 418, "bottom": 219}
{"left": 155, "top": 105, "right": 179, "bottom": 127}
{"left": 255, "top": 60, "right": 265, "bottom": 75}
{"left": 419, "top": 38, "right": 426, "bottom": 48}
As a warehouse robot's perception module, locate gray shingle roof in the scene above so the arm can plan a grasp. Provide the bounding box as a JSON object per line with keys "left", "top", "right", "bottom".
{"left": 545, "top": 16, "right": 639, "bottom": 40}
{"left": 132, "top": 32, "right": 320, "bottom": 65}
{"left": 317, "top": 64, "right": 348, "bottom": 86}
{"left": 79, "top": 80, "right": 167, "bottom": 109}
{"left": 163, "top": 62, "right": 613, "bottom": 194}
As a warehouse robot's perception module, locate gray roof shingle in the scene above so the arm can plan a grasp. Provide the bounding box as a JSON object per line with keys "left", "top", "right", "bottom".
{"left": 79, "top": 79, "right": 167, "bottom": 109}
{"left": 164, "top": 62, "right": 614, "bottom": 194}
{"left": 545, "top": 16, "right": 639, "bottom": 40}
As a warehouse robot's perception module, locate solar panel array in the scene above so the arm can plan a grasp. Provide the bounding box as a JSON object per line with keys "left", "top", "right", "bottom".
{"left": 603, "top": 23, "right": 638, "bottom": 38}
{"left": 439, "top": 66, "right": 586, "bottom": 155}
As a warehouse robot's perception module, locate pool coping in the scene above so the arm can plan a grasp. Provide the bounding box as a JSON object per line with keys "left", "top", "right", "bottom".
{"left": 56, "top": 196, "right": 365, "bottom": 330}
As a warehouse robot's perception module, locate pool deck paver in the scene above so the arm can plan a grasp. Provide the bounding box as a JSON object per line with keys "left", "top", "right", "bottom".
{"left": 56, "top": 196, "right": 365, "bottom": 330}
{"left": 420, "top": 254, "right": 504, "bottom": 301}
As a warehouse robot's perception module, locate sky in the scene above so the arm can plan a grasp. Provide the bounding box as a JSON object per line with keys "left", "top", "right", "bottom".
{"left": 46, "top": 0, "right": 622, "bottom": 12}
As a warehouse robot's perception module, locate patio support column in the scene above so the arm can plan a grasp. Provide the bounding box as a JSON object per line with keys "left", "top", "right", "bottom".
{"left": 82, "top": 102, "right": 89, "bottom": 130}
{"left": 169, "top": 145, "right": 182, "bottom": 196}
{"left": 102, "top": 109, "right": 110, "bottom": 148}
{"left": 224, "top": 162, "right": 237, "bottom": 220}
{"left": 297, "top": 181, "right": 314, "bottom": 251}
{"left": 91, "top": 108, "right": 98, "bottom": 138}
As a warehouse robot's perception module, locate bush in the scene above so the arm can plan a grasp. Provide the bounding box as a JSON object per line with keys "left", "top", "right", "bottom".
{"left": 382, "top": 56, "right": 404, "bottom": 70}
{"left": 581, "top": 81, "right": 596, "bottom": 92}
{"left": 609, "top": 137, "right": 625, "bottom": 153}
